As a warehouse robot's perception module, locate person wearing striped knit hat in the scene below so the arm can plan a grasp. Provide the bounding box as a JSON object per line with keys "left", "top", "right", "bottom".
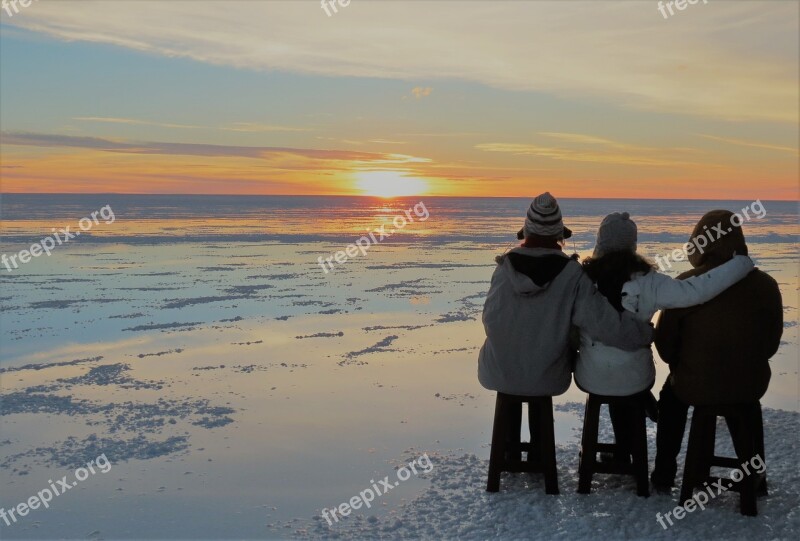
{"left": 479, "top": 192, "right": 652, "bottom": 397}
{"left": 516, "top": 192, "right": 572, "bottom": 246}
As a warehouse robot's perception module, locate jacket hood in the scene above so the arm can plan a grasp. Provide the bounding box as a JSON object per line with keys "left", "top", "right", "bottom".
{"left": 495, "top": 247, "right": 572, "bottom": 296}
{"left": 688, "top": 210, "right": 748, "bottom": 268}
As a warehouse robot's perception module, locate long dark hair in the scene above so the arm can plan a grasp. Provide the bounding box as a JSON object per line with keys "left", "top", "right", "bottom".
{"left": 582, "top": 251, "right": 656, "bottom": 312}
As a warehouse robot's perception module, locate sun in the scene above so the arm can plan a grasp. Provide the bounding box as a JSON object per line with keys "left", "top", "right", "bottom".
{"left": 355, "top": 171, "right": 429, "bottom": 198}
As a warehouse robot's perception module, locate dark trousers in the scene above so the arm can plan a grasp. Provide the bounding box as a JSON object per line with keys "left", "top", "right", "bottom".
{"left": 607, "top": 389, "right": 655, "bottom": 459}
{"left": 652, "top": 379, "right": 690, "bottom": 486}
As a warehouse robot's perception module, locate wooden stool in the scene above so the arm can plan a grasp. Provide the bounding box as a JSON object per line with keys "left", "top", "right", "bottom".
{"left": 680, "top": 402, "right": 766, "bottom": 516}
{"left": 486, "top": 393, "right": 559, "bottom": 494}
{"left": 577, "top": 394, "right": 649, "bottom": 497}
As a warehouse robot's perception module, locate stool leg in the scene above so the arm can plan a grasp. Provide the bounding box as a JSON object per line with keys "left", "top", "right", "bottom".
{"left": 680, "top": 410, "right": 709, "bottom": 504}
{"left": 538, "top": 398, "right": 559, "bottom": 495}
{"left": 731, "top": 413, "right": 758, "bottom": 516}
{"left": 701, "top": 414, "right": 717, "bottom": 478}
{"left": 631, "top": 402, "right": 650, "bottom": 497}
{"left": 527, "top": 400, "right": 542, "bottom": 466}
{"left": 754, "top": 405, "right": 768, "bottom": 496}
{"left": 507, "top": 399, "right": 523, "bottom": 463}
{"left": 487, "top": 394, "right": 507, "bottom": 492}
{"left": 578, "top": 396, "right": 599, "bottom": 494}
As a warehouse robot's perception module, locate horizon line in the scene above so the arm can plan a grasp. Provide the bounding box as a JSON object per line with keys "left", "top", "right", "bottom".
{"left": 1, "top": 193, "right": 797, "bottom": 203}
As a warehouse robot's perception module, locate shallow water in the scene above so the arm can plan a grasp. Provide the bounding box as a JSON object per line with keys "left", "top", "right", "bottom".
{"left": 1, "top": 195, "right": 797, "bottom": 538}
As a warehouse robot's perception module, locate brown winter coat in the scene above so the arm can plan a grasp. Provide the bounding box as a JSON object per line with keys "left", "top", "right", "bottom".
{"left": 654, "top": 210, "right": 783, "bottom": 405}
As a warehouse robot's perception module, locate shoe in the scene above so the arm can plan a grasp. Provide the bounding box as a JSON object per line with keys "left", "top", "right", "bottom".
{"left": 651, "top": 481, "right": 672, "bottom": 495}
{"left": 650, "top": 471, "right": 673, "bottom": 495}
{"left": 599, "top": 452, "right": 632, "bottom": 466}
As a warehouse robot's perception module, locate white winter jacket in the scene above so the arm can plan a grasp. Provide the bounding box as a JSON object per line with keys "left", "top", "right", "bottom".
{"left": 573, "top": 255, "right": 754, "bottom": 396}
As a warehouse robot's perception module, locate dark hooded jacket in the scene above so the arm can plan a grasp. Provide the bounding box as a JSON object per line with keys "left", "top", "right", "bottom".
{"left": 654, "top": 210, "right": 783, "bottom": 405}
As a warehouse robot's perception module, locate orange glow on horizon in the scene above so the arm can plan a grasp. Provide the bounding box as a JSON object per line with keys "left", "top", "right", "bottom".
{"left": 0, "top": 145, "right": 797, "bottom": 200}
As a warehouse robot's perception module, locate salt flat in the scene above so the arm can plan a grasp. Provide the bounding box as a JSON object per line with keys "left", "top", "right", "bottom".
{"left": 1, "top": 195, "right": 797, "bottom": 539}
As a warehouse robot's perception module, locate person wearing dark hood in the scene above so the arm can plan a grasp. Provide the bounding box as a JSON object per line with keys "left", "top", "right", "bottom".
{"left": 650, "top": 210, "right": 783, "bottom": 492}
{"left": 576, "top": 212, "right": 753, "bottom": 463}
{"left": 478, "top": 192, "right": 654, "bottom": 397}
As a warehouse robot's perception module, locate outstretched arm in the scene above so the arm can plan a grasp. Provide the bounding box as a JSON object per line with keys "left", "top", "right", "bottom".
{"left": 622, "top": 255, "right": 753, "bottom": 313}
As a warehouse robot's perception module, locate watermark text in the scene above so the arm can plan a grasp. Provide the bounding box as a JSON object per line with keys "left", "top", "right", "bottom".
{"left": 2, "top": 0, "right": 38, "bottom": 18}
{"left": 658, "top": 0, "right": 708, "bottom": 20}
{"left": 1, "top": 453, "right": 112, "bottom": 526}
{"left": 321, "top": 453, "right": 433, "bottom": 525}
{"left": 318, "top": 201, "right": 429, "bottom": 274}
{"left": 2, "top": 205, "right": 116, "bottom": 272}
{"left": 655, "top": 453, "right": 765, "bottom": 529}
{"left": 654, "top": 199, "right": 766, "bottom": 272}
{"left": 321, "top": 0, "right": 350, "bottom": 17}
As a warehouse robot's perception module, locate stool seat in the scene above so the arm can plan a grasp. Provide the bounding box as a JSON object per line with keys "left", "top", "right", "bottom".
{"left": 680, "top": 402, "right": 766, "bottom": 516}
{"left": 486, "top": 393, "right": 559, "bottom": 494}
{"left": 577, "top": 393, "right": 650, "bottom": 497}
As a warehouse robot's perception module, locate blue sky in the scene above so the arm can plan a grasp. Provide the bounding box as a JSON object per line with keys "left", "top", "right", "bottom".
{"left": 1, "top": 1, "right": 797, "bottom": 198}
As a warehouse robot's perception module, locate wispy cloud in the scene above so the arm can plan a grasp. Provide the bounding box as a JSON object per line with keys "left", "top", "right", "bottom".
{"left": 9, "top": 0, "right": 796, "bottom": 123}
{"left": 369, "top": 139, "right": 407, "bottom": 145}
{"left": 1, "top": 131, "right": 424, "bottom": 164}
{"left": 315, "top": 136, "right": 365, "bottom": 147}
{"left": 476, "top": 134, "right": 708, "bottom": 167}
{"left": 397, "top": 132, "right": 483, "bottom": 138}
{"left": 73, "top": 116, "right": 202, "bottom": 129}
{"left": 697, "top": 134, "right": 799, "bottom": 155}
{"left": 219, "top": 122, "right": 311, "bottom": 133}
{"left": 537, "top": 132, "right": 641, "bottom": 150}
{"left": 74, "top": 117, "right": 311, "bottom": 133}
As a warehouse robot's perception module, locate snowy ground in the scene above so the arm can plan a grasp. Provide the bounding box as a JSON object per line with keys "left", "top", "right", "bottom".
{"left": 1, "top": 197, "right": 797, "bottom": 539}
{"left": 280, "top": 405, "right": 800, "bottom": 540}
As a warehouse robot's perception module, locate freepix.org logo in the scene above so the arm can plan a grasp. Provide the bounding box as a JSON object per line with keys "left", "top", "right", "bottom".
{"left": 1, "top": 0, "right": 38, "bottom": 18}
{"left": 1, "top": 205, "right": 116, "bottom": 272}
{"left": 653, "top": 199, "right": 766, "bottom": 272}
{"left": 317, "top": 201, "right": 429, "bottom": 274}
{"left": 321, "top": 0, "right": 350, "bottom": 17}
{"left": 320, "top": 454, "right": 433, "bottom": 526}
{"left": 655, "top": 454, "right": 766, "bottom": 529}
{"left": 657, "top": 0, "right": 708, "bottom": 20}
{"left": 0, "top": 454, "right": 112, "bottom": 527}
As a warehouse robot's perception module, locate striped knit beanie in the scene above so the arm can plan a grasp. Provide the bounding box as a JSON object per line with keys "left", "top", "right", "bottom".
{"left": 522, "top": 192, "right": 570, "bottom": 239}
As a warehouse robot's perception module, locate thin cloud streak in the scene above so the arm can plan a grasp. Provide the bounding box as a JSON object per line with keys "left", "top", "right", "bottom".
{"left": 74, "top": 117, "right": 312, "bottom": 133}
{"left": 697, "top": 134, "right": 799, "bottom": 155}
{"left": 219, "top": 122, "right": 312, "bottom": 133}
{"left": 1, "top": 131, "right": 424, "bottom": 163}
{"left": 8, "top": 0, "right": 797, "bottom": 123}
{"left": 73, "top": 117, "right": 203, "bottom": 129}
{"left": 475, "top": 142, "right": 712, "bottom": 168}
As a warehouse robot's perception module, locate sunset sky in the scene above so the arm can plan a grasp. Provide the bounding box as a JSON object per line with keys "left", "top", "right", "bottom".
{"left": 0, "top": 0, "right": 797, "bottom": 199}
